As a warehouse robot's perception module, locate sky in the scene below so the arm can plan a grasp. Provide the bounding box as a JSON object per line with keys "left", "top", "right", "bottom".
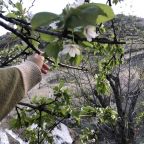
{"left": 0, "top": 0, "right": 144, "bottom": 35}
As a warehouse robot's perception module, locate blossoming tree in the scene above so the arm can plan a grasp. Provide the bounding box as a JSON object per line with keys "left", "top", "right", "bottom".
{"left": 0, "top": 0, "right": 143, "bottom": 143}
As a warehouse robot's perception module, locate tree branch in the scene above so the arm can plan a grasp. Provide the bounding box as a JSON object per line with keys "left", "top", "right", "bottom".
{"left": 18, "top": 102, "right": 57, "bottom": 116}
{"left": 0, "top": 13, "right": 126, "bottom": 44}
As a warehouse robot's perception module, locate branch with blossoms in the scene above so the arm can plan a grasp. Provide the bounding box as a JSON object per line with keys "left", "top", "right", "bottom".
{"left": 0, "top": 9, "right": 125, "bottom": 71}
{"left": 0, "top": 20, "right": 90, "bottom": 71}
{"left": 0, "top": 13, "right": 125, "bottom": 45}
{"left": 0, "top": 0, "right": 126, "bottom": 74}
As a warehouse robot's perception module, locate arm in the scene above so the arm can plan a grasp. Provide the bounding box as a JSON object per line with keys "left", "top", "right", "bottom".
{"left": 0, "top": 54, "right": 48, "bottom": 120}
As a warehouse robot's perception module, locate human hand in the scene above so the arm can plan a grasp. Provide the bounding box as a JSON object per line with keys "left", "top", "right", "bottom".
{"left": 28, "top": 53, "right": 49, "bottom": 74}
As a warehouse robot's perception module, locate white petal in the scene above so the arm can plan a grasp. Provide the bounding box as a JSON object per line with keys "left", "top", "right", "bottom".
{"left": 86, "top": 36, "right": 92, "bottom": 42}
{"left": 84, "top": 25, "right": 97, "bottom": 41}
{"left": 69, "top": 48, "right": 76, "bottom": 57}
{"left": 88, "top": 25, "right": 96, "bottom": 31}
{"left": 88, "top": 31, "right": 97, "bottom": 38}
{"left": 83, "top": 29, "right": 87, "bottom": 37}
{"left": 62, "top": 44, "right": 80, "bottom": 57}
{"left": 60, "top": 47, "right": 70, "bottom": 55}
{"left": 74, "top": 48, "right": 80, "bottom": 55}
{"left": 63, "top": 45, "right": 69, "bottom": 49}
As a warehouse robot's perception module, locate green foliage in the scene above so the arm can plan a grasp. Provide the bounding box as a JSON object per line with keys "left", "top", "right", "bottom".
{"left": 80, "top": 106, "right": 117, "bottom": 125}
{"left": 80, "top": 127, "right": 97, "bottom": 144}
{"left": 40, "top": 33, "right": 56, "bottom": 42}
{"left": 15, "top": 2, "right": 23, "bottom": 13}
{"left": 69, "top": 54, "right": 83, "bottom": 66}
{"left": 63, "top": 3, "right": 115, "bottom": 28}
{"left": 31, "top": 3, "right": 114, "bottom": 30}
{"left": 6, "top": 12, "right": 17, "bottom": 18}
{"left": 95, "top": 75, "right": 110, "bottom": 95}
{"left": 31, "top": 12, "right": 59, "bottom": 29}
{"left": 10, "top": 83, "right": 72, "bottom": 143}
{"left": 11, "top": 2, "right": 26, "bottom": 18}
{"left": 135, "top": 102, "right": 144, "bottom": 124}
{"left": 45, "top": 41, "right": 62, "bottom": 59}
{"left": 81, "top": 41, "right": 94, "bottom": 48}
{"left": 136, "top": 112, "right": 144, "bottom": 124}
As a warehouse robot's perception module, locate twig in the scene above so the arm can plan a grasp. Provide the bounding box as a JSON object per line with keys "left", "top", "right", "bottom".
{"left": 15, "top": 106, "right": 22, "bottom": 128}
{"left": 0, "top": 47, "right": 29, "bottom": 67}
{"left": 0, "top": 19, "right": 89, "bottom": 71}
{"left": 27, "top": 0, "right": 36, "bottom": 12}
{"left": 0, "top": 20, "right": 41, "bottom": 54}
{"left": 18, "top": 102, "right": 58, "bottom": 116}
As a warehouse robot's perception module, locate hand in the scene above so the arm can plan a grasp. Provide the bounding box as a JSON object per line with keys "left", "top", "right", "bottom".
{"left": 28, "top": 53, "right": 49, "bottom": 74}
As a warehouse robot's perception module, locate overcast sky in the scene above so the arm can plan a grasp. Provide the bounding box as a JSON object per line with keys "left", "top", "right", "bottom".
{"left": 0, "top": 0, "right": 143, "bottom": 35}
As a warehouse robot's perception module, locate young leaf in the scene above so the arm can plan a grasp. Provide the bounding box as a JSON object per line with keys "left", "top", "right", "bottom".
{"left": 44, "top": 42, "right": 62, "bottom": 59}
{"left": 81, "top": 41, "right": 93, "bottom": 48}
{"left": 15, "top": 2, "right": 23, "bottom": 12}
{"left": 31, "top": 12, "right": 59, "bottom": 29}
{"left": 75, "top": 55, "right": 83, "bottom": 66}
{"left": 6, "top": 13, "right": 17, "bottom": 18}
{"left": 40, "top": 33, "right": 55, "bottom": 42}
{"left": 64, "top": 3, "right": 115, "bottom": 28}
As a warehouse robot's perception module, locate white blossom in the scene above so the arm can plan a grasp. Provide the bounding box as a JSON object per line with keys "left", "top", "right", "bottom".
{"left": 84, "top": 25, "right": 99, "bottom": 42}
{"left": 59, "top": 44, "right": 80, "bottom": 57}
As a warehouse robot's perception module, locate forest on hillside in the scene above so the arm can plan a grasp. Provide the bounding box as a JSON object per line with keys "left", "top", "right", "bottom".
{"left": 0, "top": 0, "right": 144, "bottom": 144}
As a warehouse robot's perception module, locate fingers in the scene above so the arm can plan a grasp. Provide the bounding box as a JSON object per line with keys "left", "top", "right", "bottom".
{"left": 42, "top": 63, "right": 49, "bottom": 70}
{"left": 41, "top": 68, "right": 48, "bottom": 74}
{"left": 41, "top": 63, "right": 49, "bottom": 74}
{"left": 31, "top": 53, "right": 49, "bottom": 74}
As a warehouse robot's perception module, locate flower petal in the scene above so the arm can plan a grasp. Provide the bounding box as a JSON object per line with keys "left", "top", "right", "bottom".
{"left": 69, "top": 48, "right": 76, "bottom": 57}
{"left": 61, "top": 44, "right": 80, "bottom": 57}
{"left": 61, "top": 47, "right": 70, "bottom": 55}
{"left": 74, "top": 48, "right": 80, "bottom": 55}
{"left": 88, "top": 31, "right": 97, "bottom": 38}
{"left": 86, "top": 36, "right": 92, "bottom": 42}
{"left": 84, "top": 25, "right": 98, "bottom": 41}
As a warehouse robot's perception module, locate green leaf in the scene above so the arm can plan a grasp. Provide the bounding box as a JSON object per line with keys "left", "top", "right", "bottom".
{"left": 64, "top": 3, "right": 115, "bottom": 28}
{"left": 15, "top": 2, "right": 23, "bottom": 12}
{"left": 44, "top": 41, "right": 62, "bottom": 59}
{"left": 81, "top": 106, "right": 96, "bottom": 113}
{"left": 31, "top": 12, "right": 59, "bottom": 29}
{"left": 10, "top": 118, "right": 21, "bottom": 129}
{"left": 69, "top": 55, "right": 82, "bottom": 66}
{"left": 31, "top": 40, "right": 40, "bottom": 48}
{"left": 60, "top": 105, "right": 70, "bottom": 116}
{"left": 74, "top": 55, "right": 83, "bottom": 66}
{"left": 81, "top": 41, "right": 93, "bottom": 48}
{"left": 71, "top": 109, "right": 80, "bottom": 124}
{"left": 40, "top": 33, "right": 55, "bottom": 42}
{"left": 6, "top": 13, "right": 17, "bottom": 18}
